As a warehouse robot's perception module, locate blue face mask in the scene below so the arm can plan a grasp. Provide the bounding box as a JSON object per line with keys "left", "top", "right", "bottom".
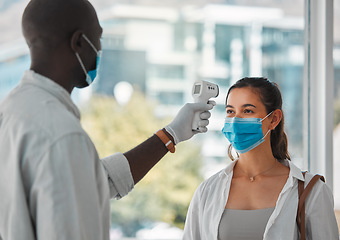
{"left": 75, "top": 34, "right": 102, "bottom": 85}
{"left": 221, "top": 111, "right": 273, "bottom": 154}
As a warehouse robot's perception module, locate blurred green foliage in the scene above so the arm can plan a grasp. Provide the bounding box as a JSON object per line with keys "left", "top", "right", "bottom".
{"left": 80, "top": 92, "right": 203, "bottom": 236}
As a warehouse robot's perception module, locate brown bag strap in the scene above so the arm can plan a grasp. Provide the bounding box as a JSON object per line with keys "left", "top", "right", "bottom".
{"left": 296, "top": 172, "right": 325, "bottom": 240}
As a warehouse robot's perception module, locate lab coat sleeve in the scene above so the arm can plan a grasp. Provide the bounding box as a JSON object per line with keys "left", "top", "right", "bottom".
{"left": 305, "top": 180, "right": 340, "bottom": 240}
{"left": 101, "top": 152, "right": 134, "bottom": 199}
{"left": 183, "top": 184, "right": 203, "bottom": 240}
{"left": 29, "top": 133, "right": 106, "bottom": 240}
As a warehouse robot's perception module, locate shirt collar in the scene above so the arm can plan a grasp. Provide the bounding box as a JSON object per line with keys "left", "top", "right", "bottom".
{"left": 219, "top": 158, "right": 305, "bottom": 181}
{"left": 22, "top": 70, "right": 81, "bottom": 120}
{"left": 284, "top": 159, "right": 305, "bottom": 181}
{"left": 219, "top": 160, "right": 237, "bottom": 177}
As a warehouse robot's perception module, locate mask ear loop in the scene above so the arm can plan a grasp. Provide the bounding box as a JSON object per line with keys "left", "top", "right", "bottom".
{"left": 263, "top": 129, "right": 271, "bottom": 138}
{"left": 260, "top": 110, "right": 274, "bottom": 122}
{"left": 75, "top": 52, "right": 88, "bottom": 76}
{"left": 82, "top": 34, "right": 99, "bottom": 54}
{"left": 261, "top": 111, "right": 274, "bottom": 139}
{"left": 76, "top": 34, "right": 101, "bottom": 85}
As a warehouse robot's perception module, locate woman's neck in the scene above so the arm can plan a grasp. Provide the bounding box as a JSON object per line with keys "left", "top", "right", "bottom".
{"left": 236, "top": 144, "right": 277, "bottom": 176}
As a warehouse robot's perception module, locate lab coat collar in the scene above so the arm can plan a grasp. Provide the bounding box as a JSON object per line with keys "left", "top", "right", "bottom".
{"left": 22, "top": 70, "right": 81, "bottom": 120}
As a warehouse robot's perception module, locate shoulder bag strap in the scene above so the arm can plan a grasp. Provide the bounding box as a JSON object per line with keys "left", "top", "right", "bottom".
{"left": 296, "top": 172, "right": 325, "bottom": 240}
{"left": 297, "top": 172, "right": 306, "bottom": 238}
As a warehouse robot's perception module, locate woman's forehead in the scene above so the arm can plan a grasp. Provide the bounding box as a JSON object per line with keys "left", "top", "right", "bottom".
{"left": 227, "top": 87, "right": 263, "bottom": 106}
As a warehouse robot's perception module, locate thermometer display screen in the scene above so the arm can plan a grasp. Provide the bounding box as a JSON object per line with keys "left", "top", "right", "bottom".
{"left": 194, "top": 85, "right": 201, "bottom": 94}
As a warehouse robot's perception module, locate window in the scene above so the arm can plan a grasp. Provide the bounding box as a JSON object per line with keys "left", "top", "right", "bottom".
{"left": 333, "top": 0, "right": 340, "bottom": 225}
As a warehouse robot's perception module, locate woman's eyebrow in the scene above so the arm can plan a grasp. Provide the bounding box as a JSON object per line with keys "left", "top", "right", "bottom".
{"left": 226, "top": 104, "right": 256, "bottom": 108}
{"left": 243, "top": 104, "right": 256, "bottom": 108}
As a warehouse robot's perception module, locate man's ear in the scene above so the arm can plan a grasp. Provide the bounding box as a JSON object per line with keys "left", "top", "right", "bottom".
{"left": 270, "top": 109, "right": 282, "bottom": 130}
{"left": 70, "top": 30, "right": 84, "bottom": 53}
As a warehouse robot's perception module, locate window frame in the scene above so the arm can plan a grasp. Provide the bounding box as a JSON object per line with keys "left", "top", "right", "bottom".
{"left": 304, "top": 0, "right": 334, "bottom": 190}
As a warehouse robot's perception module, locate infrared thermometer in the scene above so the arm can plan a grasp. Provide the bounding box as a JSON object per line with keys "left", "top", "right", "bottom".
{"left": 192, "top": 80, "right": 219, "bottom": 131}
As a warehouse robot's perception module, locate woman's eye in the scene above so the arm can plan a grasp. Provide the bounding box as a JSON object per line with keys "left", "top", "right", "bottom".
{"left": 226, "top": 109, "right": 234, "bottom": 114}
{"left": 244, "top": 109, "right": 254, "bottom": 114}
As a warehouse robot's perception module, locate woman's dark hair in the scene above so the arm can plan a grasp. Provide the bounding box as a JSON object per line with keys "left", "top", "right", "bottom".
{"left": 226, "top": 77, "right": 291, "bottom": 162}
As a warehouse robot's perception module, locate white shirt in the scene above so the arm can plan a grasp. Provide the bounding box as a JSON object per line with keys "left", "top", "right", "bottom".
{"left": 183, "top": 160, "right": 339, "bottom": 240}
{"left": 0, "top": 71, "right": 134, "bottom": 240}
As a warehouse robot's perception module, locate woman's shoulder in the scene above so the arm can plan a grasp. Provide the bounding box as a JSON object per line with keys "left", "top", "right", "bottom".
{"left": 303, "top": 171, "right": 324, "bottom": 181}
{"left": 298, "top": 171, "right": 327, "bottom": 191}
{"left": 299, "top": 171, "right": 333, "bottom": 208}
{"left": 284, "top": 160, "right": 330, "bottom": 201}
{"left": 286, "top": 160, "right": 326, "bottom": 186}
{"left": 195, "top": 167, "right": 230, "bottom": 197}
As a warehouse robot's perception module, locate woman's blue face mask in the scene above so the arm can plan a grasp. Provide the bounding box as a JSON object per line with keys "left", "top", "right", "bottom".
{"left": 221, "top": 111, "right": 273, "bottom": 154}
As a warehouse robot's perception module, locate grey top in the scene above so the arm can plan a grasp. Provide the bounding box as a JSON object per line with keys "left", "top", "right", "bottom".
{"left": 218, "top": 207, "right": 275, "bottom": 240}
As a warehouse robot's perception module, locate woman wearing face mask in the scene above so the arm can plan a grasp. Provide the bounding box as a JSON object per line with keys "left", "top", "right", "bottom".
{"left": 182, "top": 77, "right": 339, "bottom": 240}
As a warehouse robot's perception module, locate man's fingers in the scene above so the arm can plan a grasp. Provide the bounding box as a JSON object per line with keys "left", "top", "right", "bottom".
{"left": 198, "top": 119, "right": 209, "bottom": 127}
{"left": 190, "top": 102, "right": 214, "bottom": 112}
{"left": 197, "top": 126, "right": 208, "bottom": 133}
{"left": 200, "top": 111, "right": 211, "bottom": 120}
{"left": 207, "top": 100, "right": 216, "bottom": 106}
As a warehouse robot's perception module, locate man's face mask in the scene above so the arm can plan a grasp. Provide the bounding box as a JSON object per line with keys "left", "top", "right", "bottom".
{"left": 221, "top": 111, "right": 273, "bottom": 154}
{"left": 75, "top": 34, "right": 102, "bottom": 85}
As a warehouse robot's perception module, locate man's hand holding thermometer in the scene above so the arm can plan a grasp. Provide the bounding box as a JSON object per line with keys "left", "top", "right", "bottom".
{"left": 164, "top": 80, "right": 218, "bottom": 148}
{"left": 192, "top": 80, "right": 219, "bottom": 131}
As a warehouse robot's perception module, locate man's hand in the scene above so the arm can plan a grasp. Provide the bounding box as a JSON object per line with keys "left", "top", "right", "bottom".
{"left": 165, "top": 101, "right": 216, "bottom": 145}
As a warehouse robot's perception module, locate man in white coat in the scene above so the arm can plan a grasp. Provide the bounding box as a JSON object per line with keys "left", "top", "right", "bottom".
{"left": 0, "top": 0, "right": 215, "bottom": 239}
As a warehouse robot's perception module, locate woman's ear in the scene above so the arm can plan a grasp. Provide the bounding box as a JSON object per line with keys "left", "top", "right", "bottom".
{"left": 70, "top": 30, "right": 84, "bottom": 53}
{"left": 270, "top": 109, "right": 282, "bottom": 130}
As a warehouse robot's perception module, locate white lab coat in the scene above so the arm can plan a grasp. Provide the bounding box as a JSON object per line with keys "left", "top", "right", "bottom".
{"left": 0, "top": 71, "right": 134, "bottom": 240}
